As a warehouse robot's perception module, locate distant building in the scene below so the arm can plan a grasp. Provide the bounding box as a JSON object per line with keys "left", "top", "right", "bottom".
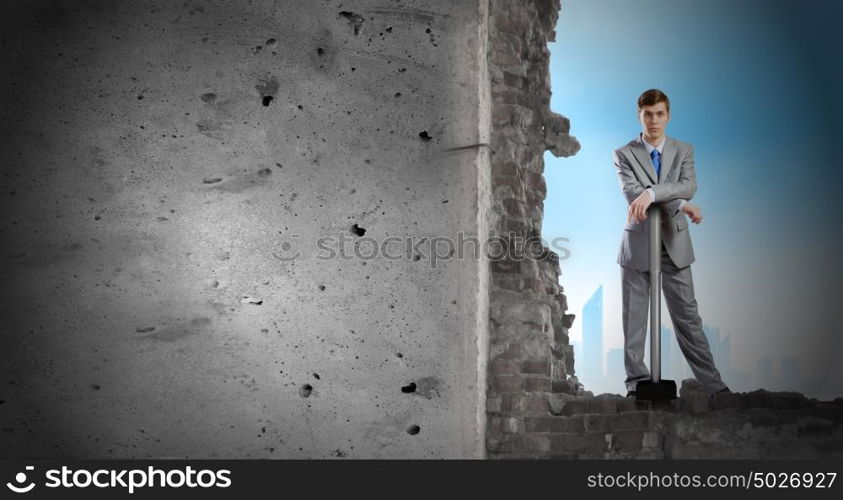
{"left": 758, "top": 356, "right": 774, "bottom": 391}
{"left": 581, "top": 285, "right": 603, "bottom": 389}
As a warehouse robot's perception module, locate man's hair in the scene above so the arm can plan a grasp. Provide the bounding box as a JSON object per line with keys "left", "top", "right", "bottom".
{"left": 637, "top": 89, "right": 670, "bottom": 112}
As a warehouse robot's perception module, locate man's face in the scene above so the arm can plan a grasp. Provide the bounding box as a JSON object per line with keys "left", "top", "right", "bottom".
{"left": 638, "top": 102, "right": 670, "bottom": 139}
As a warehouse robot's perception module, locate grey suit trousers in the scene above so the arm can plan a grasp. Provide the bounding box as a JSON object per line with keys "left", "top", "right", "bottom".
{"left": 621, "top": 242, "right": 727, "bottom": 395}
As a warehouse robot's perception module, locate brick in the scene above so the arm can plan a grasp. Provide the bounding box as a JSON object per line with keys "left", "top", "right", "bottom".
{"left": 492, "top": 161, "right": 517, "bottom": 178}
{"left": 524, "top": 375, "right": 551, "bottom": 392}
{"left": 642, "top": 431, "right": 662, "bottom": 449}
{"left": 494, "top": 374, "right": 523, "bottom": 393}
{"left": 557, "top": 399, "right": 590, "bottom": 416}
{"left": 524, "top": 416, "right": 585, "bottom": 433}
{"left": 498, "top": 343, "right": 522, "bottom": 360}
{"left": 522, "top": 361, "right": 551, "bottom": 375}
{"left": 525, "top": 172, "right": 546, "bottom": 193}
{"left": 503, "top": 417, "right": 523, "bottom": 434}
{"left": 523, "top": 434, "right": 551, "bottom": 453}
{"left": 499, "top": 89, "right": 532, "bottom": 106}
{"left": 588, "top": 397, "right": 619, "bottom": 414}
{"left": 550, "top": 433, "right": 609, "bottom": 453}
{"left": 610, "top": 431, "right": 644, "bottom": 450}
{"left": 492, "top": 176, "right": 524, "bottom": 195}
{"left": 523, "top": 278, "right": 544, "bottom": 293}
{"left": 513, "top": 394, "right": 548, "bottom": 412}
{"left": 503, "top": 217, "right": 529, "bottom": 235}
{"left": 486, "top": 396, "right": 503, "bottom": 413}
{"left": 493, "top": 275, "right": 523, "bottom": 291}
{"left": 503, "top": 71, "right": 529, "bottom": 90}
{"left": 501, "top": 197, "right": 522, "bottom": 216}
{"left": 585, "top": 411, "right": 651, "bottom": 432}
{"left": 551, "top": 361, "right": 566, "bottom": 381}
{"left": 487, "top": 435, "right": 518, "bottom": 454}
{"left": 488, "top": 416, "right": 503, "bottom": 433}
{"left": 499, "top": 393, "right": 515, "bottom": 412}
{"left": 522, "top": 320, "right": 545, "bottom": 332}
{"left": 490, "top": 358, "right": 521, "bottom": 375}
{"left": 492, "top": 434, "right": 552, "bottom": 455}
{"left": 556, "top": 293, "right": 568, "bottom": 311}
{"left": 491, "top": 259, "right": 521, "bottom": 274}
{"left": 617, "top": 397, "right": 651, "bottom": 412}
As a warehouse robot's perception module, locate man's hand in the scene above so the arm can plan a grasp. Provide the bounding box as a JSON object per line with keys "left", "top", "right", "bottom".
{"left": 681, "top": 202, "right": 703, "bottom": 224}
{"left": 627, "top": 191, "right": 652, "bottom": 224}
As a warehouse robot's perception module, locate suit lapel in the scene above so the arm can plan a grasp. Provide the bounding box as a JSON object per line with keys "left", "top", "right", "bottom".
{"left": 630, "top": 136, "right": 658, "bottom": 185}
{"left": 658, "top": 136, "right": 676, "bottom": 183}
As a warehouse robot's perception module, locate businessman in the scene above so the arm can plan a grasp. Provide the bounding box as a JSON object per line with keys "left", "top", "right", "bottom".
{"left": 613, "top": 89, "right": 730, "bottom": 399}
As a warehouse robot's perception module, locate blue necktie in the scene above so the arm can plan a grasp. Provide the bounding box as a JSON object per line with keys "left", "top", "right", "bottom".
{"left": 651, "top": 149, "right": 661, "bottom": 179}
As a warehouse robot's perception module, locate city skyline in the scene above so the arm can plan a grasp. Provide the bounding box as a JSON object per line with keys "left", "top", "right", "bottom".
{"left": 573, "top": 284, "right": 842, "bottom": 400}
{"left": 546, "top": 0, "right": 843, "bottom": 393}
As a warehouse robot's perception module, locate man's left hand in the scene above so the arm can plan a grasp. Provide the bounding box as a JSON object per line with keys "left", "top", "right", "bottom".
{"left": 627, "top": 191, "right": 652, "bottom": 224}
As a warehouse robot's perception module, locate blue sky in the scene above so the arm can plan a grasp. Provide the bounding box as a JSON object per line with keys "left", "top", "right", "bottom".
{"left": 545, "top": 0, "right": 843, "bottom": 389}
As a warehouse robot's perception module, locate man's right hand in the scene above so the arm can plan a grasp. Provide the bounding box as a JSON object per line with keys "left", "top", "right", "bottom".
{"left": 681, "top": 202, "right": 703, "bottom": 224}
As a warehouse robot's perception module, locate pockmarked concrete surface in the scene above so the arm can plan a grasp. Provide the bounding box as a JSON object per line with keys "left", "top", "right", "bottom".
{"left": 0, "top": 0, "right": 490, "bottom": 458}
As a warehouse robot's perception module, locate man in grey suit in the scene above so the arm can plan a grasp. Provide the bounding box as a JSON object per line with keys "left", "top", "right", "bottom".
{"left": 613, "top": 89, "right": 730, "bottom": 398}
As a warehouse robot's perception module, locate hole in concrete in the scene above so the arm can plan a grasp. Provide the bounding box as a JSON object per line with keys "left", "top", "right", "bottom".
{"left": 339, "top": 11, "right": 364, "bottom": 36}
{"left": 258, "top": 168, "right": 272, "bottom": 177}
{"left": 200, "top": 92, "right": 217, "bottom": 103}
{"left": 406, "top": 425, "right": 420, "bottom": 435}
{"left": 401, "top": 382, "right": 417, "bottom": 393}
{"left": 262, "top": 95, "right": 273, "bottom": 106}
{"left": 313, "top": 373, "right": 320, "bottom": 380}
{"left": 317, "top": 47, "right": 325, "bottom": 56}
{"left": 299, "top": 384, "right": 313, "bottom": 397}
{"left": 351, "top": 224, "right": 366, "bottom": 236}
{"left": 318, "top": 285, "right": 326, "bottom": 291}
{"left": 419, "top": 130, "right": 432, "bottom": 141}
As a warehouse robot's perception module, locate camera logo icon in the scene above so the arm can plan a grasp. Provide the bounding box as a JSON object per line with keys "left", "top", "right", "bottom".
{"left": 6, "top": 466, "right": 36, "bottom": 493}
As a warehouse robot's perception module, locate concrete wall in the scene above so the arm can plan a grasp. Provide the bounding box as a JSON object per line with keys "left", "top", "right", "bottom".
{"left": 0, "top": 0, "right": 490, "bottom": 459}
{"left": 481, "top": 0, "right": 843, "bottom": 460}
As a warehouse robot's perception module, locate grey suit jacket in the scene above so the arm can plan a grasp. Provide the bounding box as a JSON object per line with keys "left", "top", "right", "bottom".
{"left": 614, "top": 134, "right": 696, "bottom": 271}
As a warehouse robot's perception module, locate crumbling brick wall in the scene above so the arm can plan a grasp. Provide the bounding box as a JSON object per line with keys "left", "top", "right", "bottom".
{"left": 483, "top": 0, "right": 843, "bottom": 459}
{"left": 484, "top": 0, "right": 583, "bottom": 456}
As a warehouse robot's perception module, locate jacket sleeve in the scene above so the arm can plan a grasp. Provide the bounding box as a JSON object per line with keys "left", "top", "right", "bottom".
{"left": 613, "top": 148, "right": 646, "bottom": 205}
{"left": 614, "top": 147, "right": 688, "bottom": 218}
{"left": 649, "top": 144, "right": 697, "bottom": 203}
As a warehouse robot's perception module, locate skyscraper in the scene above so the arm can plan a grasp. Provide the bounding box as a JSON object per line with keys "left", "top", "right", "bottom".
{"left": 582, "top": 285, "right": 604, "bottom": 389}
{"left": 758, "top": 356, "right": 773, "bottom": 391}
{"left": 781, "top": 356, "right": 801, "bottom": 392}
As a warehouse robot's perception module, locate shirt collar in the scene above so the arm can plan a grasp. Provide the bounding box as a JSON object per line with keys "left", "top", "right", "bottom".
{"left": 639, "top": 133, "right": 666, "bottom": 154}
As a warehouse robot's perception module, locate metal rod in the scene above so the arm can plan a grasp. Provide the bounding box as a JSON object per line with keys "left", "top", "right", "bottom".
{"left": 649, "top": 205, "right": 661, "bottom": 383}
